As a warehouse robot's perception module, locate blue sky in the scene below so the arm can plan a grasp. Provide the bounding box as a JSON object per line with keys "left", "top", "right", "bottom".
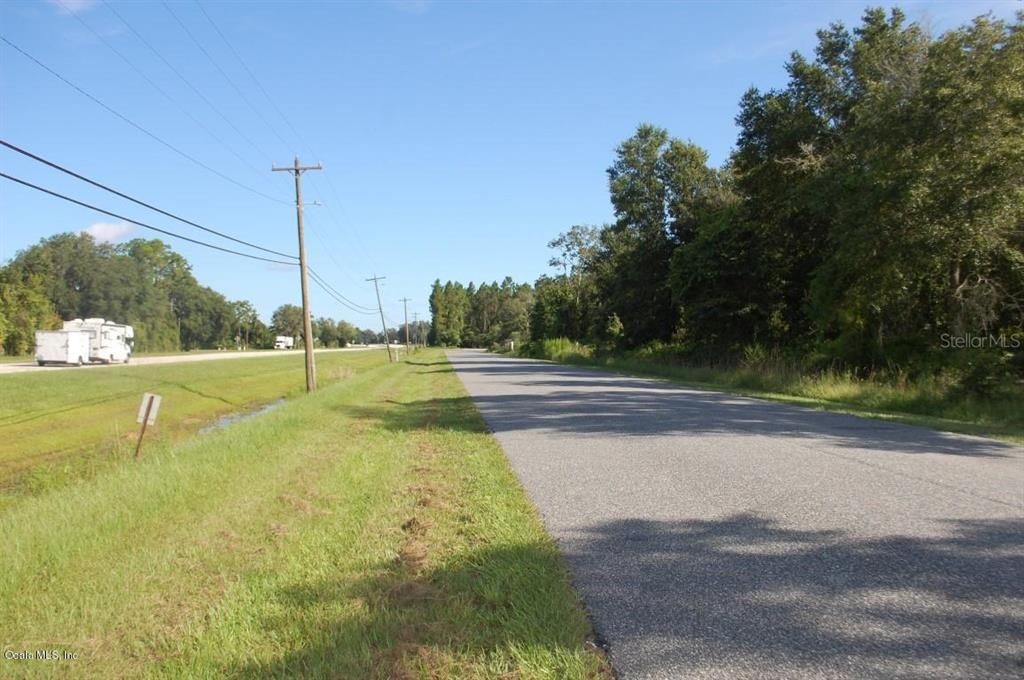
{"left": 1, "top": 0, "right": 1018, "bottom": 327}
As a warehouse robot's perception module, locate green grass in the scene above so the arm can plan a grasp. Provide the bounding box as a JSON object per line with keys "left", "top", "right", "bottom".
{"left": 0, "top": 351, "right": 382, "bottom": 503}
{"left": 522, "top": 342, "right": 1024, "bottom": 444}
{"left": 0, "top": 354, "right": 30, "bottom": 363}
{"left": 0, "top": 349, "right": 610, "bottom": 679}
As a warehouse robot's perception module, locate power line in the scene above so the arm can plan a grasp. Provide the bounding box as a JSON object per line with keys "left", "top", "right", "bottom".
{"left": 306, "top": 210, "right": 368, "bottom": 290}
{"left": 185, "top": 0, "right": 380, "bottom": 305}
{"left": 189, "top": 3, "right": 376, "bottom": 281}
{"left": 188, "top": 2, "right": 377, "bottom": 281}
{"left": 307, "top": 266, "right": 376, "bottom": 312}
{"left": 4, "top": 141, "right": 372, "bottom": 323}
{"left": 193, "top": 0, "right": 306, "bottom": 153}
{"left": 307, "top": 270, "right": 376, "bottom": 316}
{"left": 56, "top": 0, "right": 271, "bottom": 184}
{"left": 1, "top": 140, "right": 298, "bottom": 260}
{"left": 100, "top": 0, "right": 279, "bottom": 171}
{"left": 162, "top": 1, "right": 292, "bottom": 152}
{"left": 309, "top": 173, "right": 377, "bottom": 268}
{"left": 0, "top": 35, "right": 289, "bottom": 206}
{"left": 0, "top": 172, "right": 298, "bottom": 266}
{"left": 183, "top": 2, "right": 375, "bottom": 295}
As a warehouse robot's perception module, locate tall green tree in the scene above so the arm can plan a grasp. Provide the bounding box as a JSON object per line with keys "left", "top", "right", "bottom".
{"left": 599, "top": 124, "right": 677, "bottom": 346}
{"left": 232, "top": 300, "right": 259, "bottom": 349}
{"left": 271, "top": 304, "right": 304, "bottom": 342}
{"left": 0, "top": 271, "right": 59, "bottom": 355}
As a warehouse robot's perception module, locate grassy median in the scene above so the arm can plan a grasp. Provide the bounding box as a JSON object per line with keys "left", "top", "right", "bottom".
{"left": 0, "top": 349, "right": 610, "bottom": 679}
{"left": 0, "top": 350, "right": 385, "bottom": 504}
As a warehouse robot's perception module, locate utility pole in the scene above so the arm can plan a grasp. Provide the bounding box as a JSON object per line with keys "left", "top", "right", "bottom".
{"left": 367, "top": 274, "right": 393, "bottom": 362}
{"left": 399, "top": 297, "right": 411, "bottom": 352}
{"left": 273, "top": 157, "right": 321, "bottom": 392}
{"left": 412, "top": 312, "right": 420, "bottom": 347}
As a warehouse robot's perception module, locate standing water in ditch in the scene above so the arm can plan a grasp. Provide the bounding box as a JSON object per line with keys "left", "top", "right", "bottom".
{"left": 199, "top": 399, "right": 286, "bottom": 434}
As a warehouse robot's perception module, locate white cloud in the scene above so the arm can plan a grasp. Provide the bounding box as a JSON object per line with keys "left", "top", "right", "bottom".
{"left": 84, "top": 222, "right": 134, "bottom": 243}
{"left": 48, "top": 0, "right": 98, "bottom": 14}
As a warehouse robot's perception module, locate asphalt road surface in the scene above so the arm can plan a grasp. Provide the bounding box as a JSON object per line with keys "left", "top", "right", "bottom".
{"left": 449, "top": 350, "right": 1024, "bottom": 680}
{"left": 0, "top": 346, "right": 377, "bottom": 375}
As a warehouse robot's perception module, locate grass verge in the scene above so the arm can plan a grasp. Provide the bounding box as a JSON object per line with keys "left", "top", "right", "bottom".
{"left": 519, "top": 341, "right": 1024, "bottom": 444}
{"left": 0, "top": 351, "right": 381, "bottom": 503}
{"left": 0, "top": 348, "right": 610, "bottom": 679}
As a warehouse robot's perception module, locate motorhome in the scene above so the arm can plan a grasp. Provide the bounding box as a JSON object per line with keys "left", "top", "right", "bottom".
{"left": 274, "top": 336, "right": 295, "bottom": 350}
{"left": 62, "top": 318, "right": 134, "bottom": 364}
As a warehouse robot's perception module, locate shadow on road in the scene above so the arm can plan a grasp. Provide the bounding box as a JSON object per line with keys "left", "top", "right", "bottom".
{"left": 439, "top": 353, "right": 1020, "bottom": 458}
{"left": 343, "top": 391, "right": 1016, "bottom": 459}
{"left": 563, "top": 513, "right": 1024, "bottom": 678}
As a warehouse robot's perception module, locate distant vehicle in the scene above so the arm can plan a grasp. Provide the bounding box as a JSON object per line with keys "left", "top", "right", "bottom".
{"left": 62, "top": 318, "right": 134, "bottom": 364}
{"left": 274, "top": 336, "right": 295, "bottom": 350}
{"left": 34, "top": 330, "right": 92, "bottom": 366}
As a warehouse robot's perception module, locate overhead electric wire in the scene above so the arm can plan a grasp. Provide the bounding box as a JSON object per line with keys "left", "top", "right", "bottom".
{"left": 189, "top": 2, "right": 378, "bottom": 272}
{"left": 307, "top": 267, "right": 376, "bottom": 312}
{"left": 3, "top": 21, "right": 382, "bottom": 321}
{"left": 173, "top": 2, "right": 386, "bottom": 310}
{"left": 57, "top": 0, "right": 271, "bottom": 183}
{"left": 308, "top": 270, "right": 376, "bottom": 316}
{"left": 306, "top": 175, "right": 377, "bottom": 268}
{"left": 183, "top": 2, "right": 377, "bottom": 298}
{"left": 1, "top": 140, "right": 298, "bottom": 260}
{"left": 0, "top": 35, "right": 289, "bottom": 206}
{"left": 99, "top": 0, "right": 280, "bottom": 170}
{"left": 308, "top": 267, "right": 375, "bottom": 311}
{"left": 193, "top": 0, "right": 310, "bottom": 155}
{"left": 4, "top": 143, "right": 374, "bottom": 318}
{"left": 0, "top": 172, "right": 298, "bottom": 266}
{"left": 305, "top": 211, "right": 369, "bottom": 289}
{"left": 161, "top": 1, "right": 292, "bottom": 153}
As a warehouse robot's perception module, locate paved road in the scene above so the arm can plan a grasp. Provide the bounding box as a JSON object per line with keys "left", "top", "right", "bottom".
{"left": 0, "top": 346, "right": 378, "bottom": 375}
{"left": 449, "top": 350, "right": 1024, "bottom": 680}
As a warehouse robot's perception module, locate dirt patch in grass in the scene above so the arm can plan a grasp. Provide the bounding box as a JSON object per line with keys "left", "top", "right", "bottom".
{"left": 326, "top": 366, "right": 356, "bottom": 381}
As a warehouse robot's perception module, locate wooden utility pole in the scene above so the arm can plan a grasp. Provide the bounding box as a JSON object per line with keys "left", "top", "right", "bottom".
{"left": 273, "top": 157, "right": 321, "bottom": 392}
{"left": 412, "top": 312, "right": 420, "bottom": 347}
{"left": 367, "top": 274, "right": 393, "bottom": 362}
{"left": 399, "top": 297, "right": 411, "bottom": 352}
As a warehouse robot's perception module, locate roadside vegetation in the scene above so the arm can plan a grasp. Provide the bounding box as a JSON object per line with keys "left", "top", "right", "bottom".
{"left": 0, "top": 349, "right": 609, "bottom": 679}
{"left": 0, "top": 234, "right": 425, "bottom": 355}
{"left": 519, "top": 338, "right": 1024, "bottom": 444}
{"left": 0, "top": 350, "right": 385, "bottom": 506}
{"left": 428, "top": 9, "right": 1023, "bottom": 436}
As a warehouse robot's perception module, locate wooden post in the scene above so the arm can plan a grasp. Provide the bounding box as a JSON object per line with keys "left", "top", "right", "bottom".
{"left": 135, "top": 394, "right": 155, "bottom": 460}
{"left": 273, "top": 157, "right": 322, "bottom": 392}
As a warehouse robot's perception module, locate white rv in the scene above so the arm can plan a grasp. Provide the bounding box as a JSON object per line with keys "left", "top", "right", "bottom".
{"left": 34, "top": 330, "right": 92, "bottom": 366}
{"left": 62, "top": 318, "right": 134, "bottom": 364}
{"left": 274, "top": 336, "right": 295, "bottom": 350}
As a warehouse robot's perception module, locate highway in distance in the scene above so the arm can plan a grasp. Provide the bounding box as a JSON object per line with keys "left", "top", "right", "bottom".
{"left": 0, "top": 346, "right": 377, "bottom": 375}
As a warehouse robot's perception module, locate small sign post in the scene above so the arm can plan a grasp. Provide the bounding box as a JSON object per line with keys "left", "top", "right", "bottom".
{"left": 134, "top": 393, "right": 161, "bottom": 460}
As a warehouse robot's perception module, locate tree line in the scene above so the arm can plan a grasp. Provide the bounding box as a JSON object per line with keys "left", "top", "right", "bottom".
{"left": 0, "top": 232, "right": 387, "bottom": 354}
{"left": 431, "top": 8, "right": 1023, "bottom": 385}
{"left": 271, "top": 303, "right": 428, "bottom": 348}
{"left": 428, "top": 278, "right": 532, "bottom": 348}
